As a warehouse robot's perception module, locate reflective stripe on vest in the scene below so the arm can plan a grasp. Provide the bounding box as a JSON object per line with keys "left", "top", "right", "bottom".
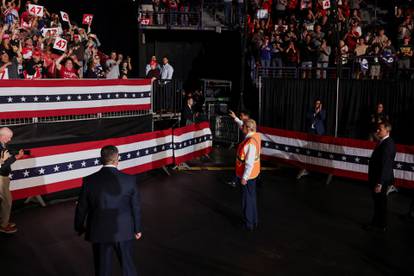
{"left": 235, "top": 132, "right": 261, "bottom": 179}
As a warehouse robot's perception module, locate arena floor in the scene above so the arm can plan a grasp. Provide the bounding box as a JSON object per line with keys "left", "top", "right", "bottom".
{"left": 1, "top": 149, "right": 413, "bottom": 276}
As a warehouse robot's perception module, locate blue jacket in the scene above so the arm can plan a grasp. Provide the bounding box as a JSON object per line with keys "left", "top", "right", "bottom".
{"left": 74, "top": 167, "right": 141, "bottom": 243}
{"left": 307, "top": 109, "right": 326, "bottom": 135}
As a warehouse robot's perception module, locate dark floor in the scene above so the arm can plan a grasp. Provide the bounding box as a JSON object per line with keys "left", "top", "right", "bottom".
{"left": 1, "top": 149, "right": 414, "bottom": 276}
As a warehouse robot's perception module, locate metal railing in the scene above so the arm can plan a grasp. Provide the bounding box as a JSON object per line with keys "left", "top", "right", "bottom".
{"left": 253, "top": 55, "right": 403, "bottom": 82}
{"left": 152, "top": 79, "right": 183, "bottom": 116}
{"left": 138, "top": 10, "right": 202, "bottom": 29}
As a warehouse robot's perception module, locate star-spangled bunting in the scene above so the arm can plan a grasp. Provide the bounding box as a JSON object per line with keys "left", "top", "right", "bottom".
{"left": 262, "top": 140, "right": 414, "bottom": 173}
{"left": 11, "top": 142, "right": 173, "bottom": 181}
{"left": 0, "top": 92, "right": 150, "bottom": 104}
{"left": 173, "top": 134, "right": 213, "bottom": 149}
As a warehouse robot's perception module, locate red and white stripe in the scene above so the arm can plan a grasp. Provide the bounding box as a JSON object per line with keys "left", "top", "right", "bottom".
{"left": 0, "top": 79, "right": 152, "bottom": 119}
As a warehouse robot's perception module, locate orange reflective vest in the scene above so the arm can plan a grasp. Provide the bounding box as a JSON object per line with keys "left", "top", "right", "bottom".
{"left": 236, "top": 132, "right": 261, "bottom": 180}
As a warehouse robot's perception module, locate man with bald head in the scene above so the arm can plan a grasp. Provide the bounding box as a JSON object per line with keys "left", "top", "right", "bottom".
{"left": 0, "top": 127, "right": 24, "bottom": 234}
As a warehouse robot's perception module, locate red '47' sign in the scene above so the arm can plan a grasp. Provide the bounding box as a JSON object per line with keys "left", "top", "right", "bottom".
{"left": 28, "top": 4, "right": 44, "bottom": 17}
{"left": 53, "top": 37, "right": 68, "bottom": 52}
{"left": 82, "top": 14, "right": 94, "bottom": 25}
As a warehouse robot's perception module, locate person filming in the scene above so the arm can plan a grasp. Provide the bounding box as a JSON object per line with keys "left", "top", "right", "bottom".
{"left": 0, "top": 127, "right": 24, "bottom": 234}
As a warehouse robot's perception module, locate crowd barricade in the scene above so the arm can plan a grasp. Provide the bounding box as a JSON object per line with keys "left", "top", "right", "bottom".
{"left": 259, "top": 127, "right": 414, "bottom": 189}
{"left": 10, "top": 123, "right": 212, "bottom": 200}
{"left": 152, "top": 79, "right": 183, "bottom": 115}
{"left": 0, "top": 79, "right": 152, "bottom": 120}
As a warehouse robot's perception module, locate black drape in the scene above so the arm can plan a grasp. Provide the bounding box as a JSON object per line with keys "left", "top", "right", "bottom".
{"left": 261, "top": 79, "right": 414, "bottom": 144}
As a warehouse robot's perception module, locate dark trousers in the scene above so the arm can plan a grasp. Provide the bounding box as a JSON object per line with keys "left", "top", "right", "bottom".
{"left": 241, "top": 178, "right": 258, "bottom": 229}
{"left": 371, "top": 188, "right": 388, "bottom": 228}
{"left": 92, "top": 240, "right": 137, "bottom": 276}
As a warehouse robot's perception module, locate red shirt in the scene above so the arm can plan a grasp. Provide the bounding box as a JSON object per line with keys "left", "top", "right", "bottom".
{"left": 59, "top": 67, "right": 78, "bottom": 79}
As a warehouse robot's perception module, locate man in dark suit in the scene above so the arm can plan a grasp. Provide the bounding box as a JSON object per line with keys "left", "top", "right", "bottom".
{"left": 75, "top": 145, "right": 142, "bottom": 276}
{"left": 306, "top": 99, "right": 326, "bottom": 135}
{"left": 366, "top": 121, "right": 396, "bottom": 231}
{"left": 297, "top": 99, "right": 326, "bottom": 179}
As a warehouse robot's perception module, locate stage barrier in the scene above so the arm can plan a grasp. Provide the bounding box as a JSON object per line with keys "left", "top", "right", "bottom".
{"left": 0, "top": 79, "right": 152, "bottom": 119}
{"left": 259, "top": 127, "right": 414, "bottom": 189}
{"left": 10, "top": 123, "right": 212, "bottom": 200}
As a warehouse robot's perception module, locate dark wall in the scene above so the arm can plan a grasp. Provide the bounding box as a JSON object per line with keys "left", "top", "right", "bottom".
{"left": 139, "top": 30, "right": 242, "bottom": 91}
{"left": 261, "top": 79, "right": 414, "bottom": 144}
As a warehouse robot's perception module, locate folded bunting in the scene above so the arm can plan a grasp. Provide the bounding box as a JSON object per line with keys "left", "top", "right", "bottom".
{"left": 10, "top": 123, "right": 213, "bottom": 200}
{"left": 259, "top": 127, "right": 414, "bottom": 189}
{"left": 10, "top": 129, "right": 173, "bottom": 200}
{"left": 172, "top": 122, "right": 213, "bottom": 164}
{"left": 0, "top": 79, "right": 152, "bottom": 119}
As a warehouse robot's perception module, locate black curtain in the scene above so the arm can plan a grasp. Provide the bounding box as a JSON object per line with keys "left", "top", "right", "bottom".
{"left": 10, "top": 115, "right": 153, "bottom": 149}
{"left": 261, "top": 79, "right": 414, "bottom": 144}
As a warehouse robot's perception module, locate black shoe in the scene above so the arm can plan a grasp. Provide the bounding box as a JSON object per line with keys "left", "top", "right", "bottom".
{"left": 226, "top": 181, "right": 237, "bottom": 188}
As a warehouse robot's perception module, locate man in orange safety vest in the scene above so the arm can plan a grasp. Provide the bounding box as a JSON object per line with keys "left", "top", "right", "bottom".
{"left": 235, "top": 119, "right": 261, "bottom": 231}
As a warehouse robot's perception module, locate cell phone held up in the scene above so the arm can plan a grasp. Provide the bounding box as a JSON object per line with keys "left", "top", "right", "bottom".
{"left": 3, "top": 149, "right": 31, "bottom": 156}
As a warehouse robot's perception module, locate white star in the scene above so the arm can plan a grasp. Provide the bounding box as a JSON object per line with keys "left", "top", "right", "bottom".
{"left": 127, "top": 153, "right": 131, "bottom": 159}
{"left": 317, "top": 152, "right": 322, "bottom": 157}
{"left": 53, "top": 165, "right": 60, "bottom": 172}
{"left": 265, "top": 142, "right": 269, "bottom": 147}
{"left": 67, "top": 163, "right": 73, "bottom": 169}
{"left": 107, "top": 94, "right": 111, "bottom": 98}
{"left": 154, "top": 148, "right": 157, "bottom": 152}
{"left": 329, "top": 154, "right": 334, "bottom": 159}
{"left": 20, "top": 97, "right": 26, "bottom": 102}
{"left": 275, "top": 145, "right": 279, "bottom": 149}
{"left": 189, "top": 140, "right": 192, "bottom": 145}
{"left": 296, "top": 149, "right": 300, "bottom": 153}
{"left": 77, "top": 95, "right": 82, "bottom": 100}
{"left": 87, "top": 95, "right": 92, "bottom": 99}
{"left": 118, "top": 155, "right": 122, "bottom": 160}
{"left": 285, "top": 146, "right": 289, "bottom": 151}
{"left": 98, "top": 94, "right": 102, "bottom": 99}
{"left": 23, "top": 170, "right": 30, "bottom": 177}
{"left": 136, "top": 151, "right": 140, "bottom": 156}
{"left": 341, "top": 156, "right": 347, "bottom": 161}
{"left": 56, "top": 96, "right": 61, "bottom": 101}
{"left": 140, "top": 93, "right": 144, "bottom": 97}
{"left": 33, "top": 96, "right": 38, "bottom": 102}
{"left": 183, "top": 142, "right": 187, "bottom": 146}
{"left": 115, "top": 94, "right": 119, "bottom": 98}
{"left": 9, "top": 174, "right": 13, "bottom": 179}
{"left": 67, "top": 95, "right": 72, "bottom": 100}
{"left": 132, "top": 94, "right": 136, "bottom": 98}
{"left": 355, "top": 157, "right": 360, "bottom": 162}
{"left": 94, "top": 159, "right": 99, "bottom": 165}
{"left": 162, "top": 145, "right": 165, "bottom": 150}
{"left": 38, "top": 168, "right": 45, "bottom": 174}
{"left": 81, "top": 161, "right": 86, "bottom": 167}
{"left": 173, "top": 144, "right": 177, "bottom": 149}
{"left": 396, "top": 163, "right": 402, "bottom": 169}
{"left": 45, "top": 96, "right": 50, "bottom": 101}
{"left": 306, "top": 150, "right": 311, "bottom": 155}
{"left": 7, "top": 97, "right": 13, "bottom": 102}
{"left": 145, "top": 149, "right": 149, "bottom": 154}
{"left": 124, "top": 93, "right": 128, "bottom": 98}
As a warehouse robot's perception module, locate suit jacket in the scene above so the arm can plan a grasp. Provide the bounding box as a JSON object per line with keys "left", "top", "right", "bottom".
{"left": 74, "top": 166, "right": 141, "bottom": 243}
{"left": 0, "top": 143, "right": 17, "bottom": 177}
{"left": 180, "top": 104, "right": 194, "bottom": 127}
{"left": 306, "top": 109, "right": 326, "bottom": 135}
{"left": 368, "top": 137, "right": 396, "bottom": 187}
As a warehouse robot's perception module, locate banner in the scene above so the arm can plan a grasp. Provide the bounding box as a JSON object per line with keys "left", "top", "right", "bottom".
{"left": 0, "top": 79, "right": 152, "bottom": 119}
{"left": 259, "top": 127, "right": 414, "bottom": 189}
{"left": 11, "top": 130, "right": 173, "bottom": 200}
{"left": 173, "top": 122, "right": 213, "bottom": 164}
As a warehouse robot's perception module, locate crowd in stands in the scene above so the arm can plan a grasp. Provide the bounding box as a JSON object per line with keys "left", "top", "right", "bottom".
{"left": 247, "top": 0, "right": 414, "bottom": 79}
{"left": 0, "top": 0, "right": 132, "bottom": 79}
